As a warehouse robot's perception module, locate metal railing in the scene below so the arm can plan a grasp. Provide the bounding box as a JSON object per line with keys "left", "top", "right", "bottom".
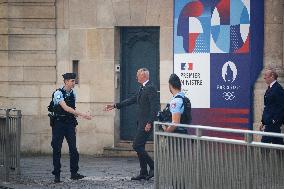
{"left": 154, "top": 122, "right": 284, "bottom": 189}
{"left": 0, "top": 108, "right": 21, "bottom": 182}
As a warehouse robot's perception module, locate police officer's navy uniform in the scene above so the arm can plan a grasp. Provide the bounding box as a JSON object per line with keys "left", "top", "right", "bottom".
{"left": 51, "top": 73, "right": 84, "bottom": 182}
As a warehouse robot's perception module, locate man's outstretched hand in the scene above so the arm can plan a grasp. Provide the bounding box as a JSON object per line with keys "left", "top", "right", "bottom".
{"left": 104, "top": 104, "right": 115, "bottom": 111}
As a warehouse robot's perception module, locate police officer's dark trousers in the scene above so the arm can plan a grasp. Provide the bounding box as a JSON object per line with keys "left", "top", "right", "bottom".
{"left": 133, "top": 127, "right": 154, "bottom": 175}
{"left": 51, "top": 119, "right": 79, "bottom": 176}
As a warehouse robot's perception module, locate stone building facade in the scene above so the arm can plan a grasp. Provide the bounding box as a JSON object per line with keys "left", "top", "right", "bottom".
{"left": 0, "top": 0, "right": 283, "bottom": 155}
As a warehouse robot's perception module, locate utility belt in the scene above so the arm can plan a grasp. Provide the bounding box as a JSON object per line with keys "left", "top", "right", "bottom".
{"left": 48, "top": 113, "right": 77, "bottom": 127}
{"left": 55, "top": 114, "right": 74, "bottom": 118}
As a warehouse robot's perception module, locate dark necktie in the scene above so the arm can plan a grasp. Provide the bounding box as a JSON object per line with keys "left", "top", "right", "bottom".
{"left": 265, "top": 85, "right": 270, "bottom": 98}
{"left": 138, "top": 86, "right": 144, "bottom": 99}
{"left": 139, "top": 86, "right": 144, "bottom": 93}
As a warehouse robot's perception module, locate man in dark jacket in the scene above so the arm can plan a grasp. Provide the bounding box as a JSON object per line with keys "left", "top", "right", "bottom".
{"left": 260, "top": 68, "right": 284, "bottom": 144}
{"left": 104, "top": 68, "right": 160, "bottom": 180}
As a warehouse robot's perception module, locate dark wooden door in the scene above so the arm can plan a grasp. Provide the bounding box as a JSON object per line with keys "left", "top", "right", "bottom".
{"left": 120, "top": 27, "right": 160, "bottom": 140}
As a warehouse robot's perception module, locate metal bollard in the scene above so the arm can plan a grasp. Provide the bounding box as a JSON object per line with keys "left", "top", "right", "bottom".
{"left": 0, "top": 108, "right": 21, "bottom": 182}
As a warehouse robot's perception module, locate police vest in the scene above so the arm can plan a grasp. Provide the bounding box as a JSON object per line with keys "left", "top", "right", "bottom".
{"left": 54, "top": 88, "right": 76, "bottom": 117}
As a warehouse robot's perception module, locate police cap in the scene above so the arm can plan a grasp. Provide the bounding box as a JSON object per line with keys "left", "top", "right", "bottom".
{"left": 62, "top": 73, "right": 76, "bottom": 80}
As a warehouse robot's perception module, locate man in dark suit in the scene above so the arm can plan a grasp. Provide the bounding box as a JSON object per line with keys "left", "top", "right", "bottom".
{"left": 104, "top": 68, "right": 159, "bottom": 180}
{"left": 260, "top": 68, "right": 284, "bottom": 144}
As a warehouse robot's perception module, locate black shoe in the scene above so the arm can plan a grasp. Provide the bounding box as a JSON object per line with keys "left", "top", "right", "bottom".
{"left": 71, "top": 173, "right": 85, "bottom": 180}
{"left": 54, "top": 175, "right": 60, "bottom": 183}
{"left": 146, "top": 169, "right": 154, "bottom": 180}
{"left": 131, "top": 174, "right": 148, "bottom": 180}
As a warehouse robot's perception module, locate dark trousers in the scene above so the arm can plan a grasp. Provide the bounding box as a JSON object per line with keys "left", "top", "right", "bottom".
{"left": 261, "top": 124, "right": 284, "bottom": 145}
{"left": 132, "top": 128, "right": 154, "bottom": 175}
{"left": 51, "top": 119, "right": 79, "bottom": 176}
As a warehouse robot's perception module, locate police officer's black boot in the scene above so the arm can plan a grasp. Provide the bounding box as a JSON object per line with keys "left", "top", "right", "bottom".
{"left": 71, "top": 172, "right": 85, "bottom": 180}
{"left": 54, "top": 174, "right": 60, "bottom": 183}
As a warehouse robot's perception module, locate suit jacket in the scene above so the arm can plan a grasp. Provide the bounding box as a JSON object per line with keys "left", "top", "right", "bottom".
{"left": 116, "top": 81, "right": 160, "bottom": 129}
{"left": 261, "top": 81, "right": 284, "bottom": 126}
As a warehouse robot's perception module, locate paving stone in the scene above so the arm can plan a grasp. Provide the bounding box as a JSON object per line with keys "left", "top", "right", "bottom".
{"left": 1, "top": 155, "right": 154, "bottom": 189}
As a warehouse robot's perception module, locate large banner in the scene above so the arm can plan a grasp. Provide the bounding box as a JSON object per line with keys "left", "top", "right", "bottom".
{"left": 174, "top": 0, "right": 264, "bottom": 138}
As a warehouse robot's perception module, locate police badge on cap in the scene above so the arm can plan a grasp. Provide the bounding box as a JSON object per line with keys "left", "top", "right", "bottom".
{"left": 62, "top": 73, "right": 76, "bottom": 80}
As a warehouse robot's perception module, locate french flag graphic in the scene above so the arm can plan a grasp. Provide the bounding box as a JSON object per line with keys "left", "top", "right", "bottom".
{"left": 181, "top": 63, "right": 193, "bottom": 70}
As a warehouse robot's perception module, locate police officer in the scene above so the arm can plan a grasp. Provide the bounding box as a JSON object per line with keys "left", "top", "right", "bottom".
{"left": 51, "top": 73, "right": 92, "bottom": 183}
{"left": 163, "top": 74, "right": 187, "bottom": 133}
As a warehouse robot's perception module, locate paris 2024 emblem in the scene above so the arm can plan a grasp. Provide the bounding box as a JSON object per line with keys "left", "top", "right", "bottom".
{"left": 219, "top": 61, "right": 240, "bottom": 101}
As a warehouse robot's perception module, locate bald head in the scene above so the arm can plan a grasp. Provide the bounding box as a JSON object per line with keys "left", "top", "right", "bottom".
{"left": 264, "top": 68, "right": 278, "bottom": 85}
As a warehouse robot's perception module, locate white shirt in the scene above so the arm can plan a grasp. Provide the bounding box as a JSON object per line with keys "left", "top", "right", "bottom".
{"left": 143, "top": 80, "right": 149, "bottom": 87}
{"left": 270, "top": 80, "right": 276, "bottom": 88}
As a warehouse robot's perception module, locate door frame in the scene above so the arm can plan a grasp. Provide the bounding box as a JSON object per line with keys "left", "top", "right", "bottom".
{"left": 119, "top": 26, "right": 160, "bottom": 141}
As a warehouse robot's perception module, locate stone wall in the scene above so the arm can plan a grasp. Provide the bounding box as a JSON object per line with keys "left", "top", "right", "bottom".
{"left": 253, "top": 0, "right": 284, "bottom": 140}
{"left": 0, "top": 0, "right": 283, "bottom": 154}
{"left": 54, "top": 0, "right": 174, "bottom": 154}
{"left": 0, "top": 1, "right": 9, "bottom": 107}
{"left": 0, "top": 0, "right": 57, "bottom": 153}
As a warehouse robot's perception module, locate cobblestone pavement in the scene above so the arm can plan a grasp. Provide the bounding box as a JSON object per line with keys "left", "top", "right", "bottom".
{"left": 0, "top": 155, "right": 154, "bottom": 189}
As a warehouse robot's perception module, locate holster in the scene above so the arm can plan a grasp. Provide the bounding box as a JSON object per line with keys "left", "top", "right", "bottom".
{"left": 48, "top": 113, "right": 55, "bottom": 127}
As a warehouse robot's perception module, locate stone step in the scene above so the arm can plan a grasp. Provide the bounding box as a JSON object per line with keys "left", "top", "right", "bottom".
{"left": 103, "top": 140, "right": 154, "bottom": 157}
{"left": 116, "top": 140, "right": 154, "bottom": 151}
{"left": 103, "top": 147, "right": 154, "bottom": 157}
